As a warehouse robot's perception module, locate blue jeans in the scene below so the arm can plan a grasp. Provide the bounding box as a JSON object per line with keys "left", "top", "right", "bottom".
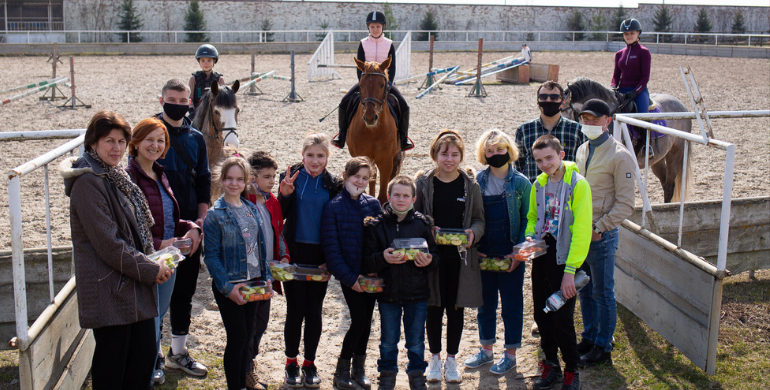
{"left": 619, "top": 86, "right": 649, "bottom": 114}
{"left": 155, "top": 271, "right": 177, "bottom": 355}
{"left": 378, "top": 301, "right": 428, "bottom": 373}
{"left": 478, "top": 263, "right": 525, "bottom": 349}
{"left": 578, "top": 228, "right": 619, "bottom": 351}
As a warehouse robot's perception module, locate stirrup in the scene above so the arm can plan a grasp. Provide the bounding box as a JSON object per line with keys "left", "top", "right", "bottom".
{"left": 402, "top": 136, "right": 415, "bottom": 151}
{"left": 331, "top": 133, "right": 345, "bottom": 149}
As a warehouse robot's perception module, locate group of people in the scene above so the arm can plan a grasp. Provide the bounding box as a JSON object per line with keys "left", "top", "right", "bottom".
{"left": 61, "top": 11, "right": 651, "bottom": 390}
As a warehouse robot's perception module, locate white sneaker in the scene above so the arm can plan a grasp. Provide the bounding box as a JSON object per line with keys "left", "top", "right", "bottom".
{"left": 444, "top": 357, "right": 462, "bottom": 383}
{"left": 426, "top": 355, "right": 443, "bottom": 382}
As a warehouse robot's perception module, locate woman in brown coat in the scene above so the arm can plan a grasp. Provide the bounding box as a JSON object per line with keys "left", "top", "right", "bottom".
{"left": 61, "top": 111, "right": 173, "bottom": 390}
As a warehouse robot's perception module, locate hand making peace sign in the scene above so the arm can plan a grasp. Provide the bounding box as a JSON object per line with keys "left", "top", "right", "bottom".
{"left": 280, "top": 165, "right": 301, "bottom": 197}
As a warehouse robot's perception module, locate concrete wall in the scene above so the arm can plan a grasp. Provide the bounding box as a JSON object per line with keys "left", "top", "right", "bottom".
{"left": 62, "top": 1, "right": 769, "bottom": 37}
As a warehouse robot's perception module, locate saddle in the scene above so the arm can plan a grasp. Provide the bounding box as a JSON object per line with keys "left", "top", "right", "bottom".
{"left": 347, "top": 92, "right": 402, "bottom": 131}
{"left": 615, "top": 91, "right": 666, "bottom": 141}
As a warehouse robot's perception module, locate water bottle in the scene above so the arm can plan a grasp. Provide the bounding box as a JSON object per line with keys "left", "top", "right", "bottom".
{"left": 543, "top": 270, "right": 590, "bottom": 313}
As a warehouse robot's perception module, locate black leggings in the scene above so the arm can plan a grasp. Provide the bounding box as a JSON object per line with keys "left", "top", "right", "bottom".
{"left": 426, "top": 247, "right": 464, "bottom": 356}
{"left": 340, "top": 282, "right": 377, "bottom": 359}
{"left": 91, "top": 318, "right": 156, "bottom": 390}
{"left": 284, "top": 242, "right": 328, "bottom": 361}
{"left": 213, "top": 283, "right": 259, "bottom": 390}
{"left": 169, "top": 245, "right": 201, "bottom": 335}
{"left": 246, "top": 299, "right": 271, "bottom": 360}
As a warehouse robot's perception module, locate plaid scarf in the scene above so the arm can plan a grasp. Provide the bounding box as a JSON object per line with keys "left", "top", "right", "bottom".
{"left": 87, "top": 150, "right": 155, "bottom": 252}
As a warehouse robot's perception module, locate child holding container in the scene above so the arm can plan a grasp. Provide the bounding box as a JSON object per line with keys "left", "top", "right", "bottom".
{"left": 203, "top": 156, "right": 273, "bottom": 390}
{"left": 363, "top": 175, "right": 440, "bottom": 390}
{"left": 463, "top": 130, "right": 531, "bottom": 375}
{"left": 278, "top": 133, "right": 342, "bottom": 388}
{"left": 414, "top": 130, "right": 485, "bottom": 384}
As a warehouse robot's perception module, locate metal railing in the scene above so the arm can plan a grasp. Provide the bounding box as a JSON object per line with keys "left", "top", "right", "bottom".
{"left": 1, "top": 29, "right": 767, "bottom": 46}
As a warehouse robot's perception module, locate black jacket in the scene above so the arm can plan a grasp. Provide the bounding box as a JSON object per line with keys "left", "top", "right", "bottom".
{"left": 363, "top": 204, "right": 440, "bottom": 304}
{"left": 278, "top": 163, "right": 342, "bottom": 246}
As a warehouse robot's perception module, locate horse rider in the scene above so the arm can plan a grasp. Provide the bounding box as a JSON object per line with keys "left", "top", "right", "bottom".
{"left": 332, "top": 11, "right": 414, "bottom": 152}
{"left": 189, "top": 44, "right": 225, "bottom": 118}
{"left": 611, "top": 18, "right": 653, "bottom": 158}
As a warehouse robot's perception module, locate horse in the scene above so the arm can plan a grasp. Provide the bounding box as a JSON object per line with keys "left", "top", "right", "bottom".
{"left": 347, "top": 56, "right": 404, "bottom": 204}
{"left": 561, "top": 77, "right": 693, "bottom": 203}
{"left": 192, "top": 79, "right": 241, "bottom": 173}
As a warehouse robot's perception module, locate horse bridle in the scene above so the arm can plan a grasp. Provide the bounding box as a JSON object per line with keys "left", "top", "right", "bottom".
{"left": 360, "top": 71, "right": 391, "bottom": 118}
{"left": 206, "top": 99, "right": 238, "bottom": 145}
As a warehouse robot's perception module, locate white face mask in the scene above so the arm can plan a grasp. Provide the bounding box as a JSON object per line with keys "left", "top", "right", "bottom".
{"left": 345, "top": 181, "right": 366, "bottom": 198}
{"left": 581, "top": 124, "right": 605, "bottom": 140}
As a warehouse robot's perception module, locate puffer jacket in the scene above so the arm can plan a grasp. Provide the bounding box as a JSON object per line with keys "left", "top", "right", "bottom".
{"left": 363, "top": 204, "right": 440, "bottom": 304}
{"left": 321, "top": 187, "right": 382, "bottom": 287}
{"left": 278, "top": 163, "right": 342, "bottom": 246}
{"left": 126, "top": 157, "right": 199, "bottom": 250}
{"left": 60, "top": 154, "right": 160, "bottom": 329}
{"left": 414, "top": 168, "right": 485, "bottom": 308}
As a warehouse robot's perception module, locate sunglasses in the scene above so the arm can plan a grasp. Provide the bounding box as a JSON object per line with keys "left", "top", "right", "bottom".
{"left": 538, "top": 94, "right": 562, "bottom": 101}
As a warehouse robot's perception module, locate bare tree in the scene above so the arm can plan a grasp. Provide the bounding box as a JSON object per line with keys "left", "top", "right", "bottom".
{"left": 77, "top": 0, "right": 118, "bottom": 42}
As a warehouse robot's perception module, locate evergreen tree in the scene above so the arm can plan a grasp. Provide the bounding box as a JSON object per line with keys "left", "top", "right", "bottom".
{"left": 383, "top": 2, "right": 399, "bottom": 39}
{"left": 653, "top": 4, "right": 673, "bottom": 42}
{"left": 694, "top": 8, "right": 712, "bottom": 33}
{"left": 567, "top": 11, "right": 586, "bottom": 41}
{"left": 117, "top": 0, "right": 143, "bottom": 43}
{"left": 590, "top": 12, "right": 608, "bottom": 41}
{"left": 610, "top": 5, "right": 627, "bottom": 32}
{"left": 316, "top": 20, "right": 330, "bottom": 42}
{"left": 184, "top": 0, "right": 208, "bottom": 43}
{"left": 261, "top": 19, "right": 274, "bottom": 43}
{"left": 418, "top": 10, "right": 439, "bottom": 41}
{"left": 731, "top": 12, "right": 746, "bottom": 34}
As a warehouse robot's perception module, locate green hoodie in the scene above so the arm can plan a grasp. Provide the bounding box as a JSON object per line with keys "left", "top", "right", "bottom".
{"left": 525, "top": 161, "right": 592, "bottom": 274}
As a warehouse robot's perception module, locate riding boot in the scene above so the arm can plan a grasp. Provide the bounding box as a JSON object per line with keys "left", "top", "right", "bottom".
{"left": 333, "top": 358, "right": 356, "bottom": 390}
{"left": 398, "top": 108, "right": 414, "bottom": 151}
{"left": 352, "top": 354, "right": 372, "bottom": 389}
{"left": 333, "top": 103, "right": 349, "bottom": 149}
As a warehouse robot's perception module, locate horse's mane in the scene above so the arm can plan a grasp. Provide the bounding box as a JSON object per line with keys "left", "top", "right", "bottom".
{"left": 566, "top": 77, "right": 617, "bottom": 105}
{"left": 363, "top": 61, "right": 389, "bottom": 81}
{"left": 192, "top": 84, "right": 238, "bottom": 131}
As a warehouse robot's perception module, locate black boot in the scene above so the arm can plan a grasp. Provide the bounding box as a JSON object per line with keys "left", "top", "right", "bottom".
{"left": 333, "top": 103, "right": 349, "bottom": 149}
{"left": 378, "top": 370, "right": 397, "bottom": 390}
{"left": 398, "top": 109, "right": 414, "bottom": 151}
{"left": 333, "top": 358, "right": 356, "bottom": 390}
{"left": 407, "top": 370, "right": 428, "bottom": 390}
{"left": 352, "top": 354, "right": 372, "bottom": 389}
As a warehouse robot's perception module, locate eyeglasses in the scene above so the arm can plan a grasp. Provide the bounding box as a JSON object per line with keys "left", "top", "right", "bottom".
{"left": 538, "top": 94, "right": 562, "bottom": 101}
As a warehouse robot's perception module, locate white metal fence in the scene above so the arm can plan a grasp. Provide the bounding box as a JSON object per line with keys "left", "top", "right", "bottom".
{"left": 394, "top": 31, "right": 412, "bottom": 82}
{"left": 307, "top": 30, "right": 341, "bottom": 82}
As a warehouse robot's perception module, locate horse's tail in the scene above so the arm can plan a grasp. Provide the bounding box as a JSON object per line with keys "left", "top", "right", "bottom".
{"left": 671, "top": 140, "right": 694, "bottom": 203}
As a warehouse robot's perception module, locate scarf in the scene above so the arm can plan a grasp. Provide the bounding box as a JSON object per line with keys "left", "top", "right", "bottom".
{"left": 87, "top": 150, "right": 155, "bottom": 252}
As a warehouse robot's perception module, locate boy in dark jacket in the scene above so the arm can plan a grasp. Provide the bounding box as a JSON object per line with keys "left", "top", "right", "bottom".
{"left": 363, "top": 176, "right": 440, "bottom": 390}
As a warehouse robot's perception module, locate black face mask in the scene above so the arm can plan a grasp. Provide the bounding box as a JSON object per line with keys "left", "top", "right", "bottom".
{"left": 486, "top": 152, "right": 510, "bottom": 168}
{"left": 538, "top": 101, "right": 562, "bottom": 117}
{"left": 163, "top": 103, "right": 188, "bottom": 121}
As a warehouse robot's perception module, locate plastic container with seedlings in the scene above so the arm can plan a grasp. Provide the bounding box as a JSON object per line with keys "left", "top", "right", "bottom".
{"left": 391, "top": 238, "right": 428, "bottom": 260}
{"left": 172, "top": 237, "right": 193, "bottom": 255}
{"left": 435, "top": 228, "right": 470, "bottom": 246}
{"left": 512, "top": 239, "right": 548, "bottom": 261}
{"left": 237, "top": 280, "right": 273, "bottom": 301}
{"left": 148, "top": 246, "right": 185, "bottom": 269}
{"left": 269, "top": 261, "right": 296, "bottom": 282}
{"left": 358, "top": 276, "right": 384, "bottom": 293}
{"left": 293, "top": 264, "right": 332, "bottom": 282}
{"left": 479, "top": 256, "right": 513, "bottom": 272}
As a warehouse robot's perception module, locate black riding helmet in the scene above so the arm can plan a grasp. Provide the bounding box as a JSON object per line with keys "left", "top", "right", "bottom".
{"left": 366, "top": 11, "right": 386, "bottom": 26}
{"left": 619, "top": 19, "right": 642, "bottom": 34}
{"left": 195, "top": 44, "right": 219, "bottom": 63}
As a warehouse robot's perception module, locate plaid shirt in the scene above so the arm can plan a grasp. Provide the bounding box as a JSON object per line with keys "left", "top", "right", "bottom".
{"left": 514, "top": 116, "right": 586, "bottom": 182}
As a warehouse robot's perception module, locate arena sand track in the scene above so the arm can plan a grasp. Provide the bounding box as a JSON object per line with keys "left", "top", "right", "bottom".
{"left": 0, "top": 52, "right": 767, "bottom": 389}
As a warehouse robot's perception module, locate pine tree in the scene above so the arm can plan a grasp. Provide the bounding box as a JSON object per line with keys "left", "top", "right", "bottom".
{"left": 316, "top": 20, "right": 330, "bottom": 42}
{"left": 184, "top": 0, "right": 208, "bottom": 43}
{"left": 731, "top": 12, "right": 746, "bottom": 34}
{"left": 261, "top": 19, "right": 274, "bottom": 43}
{"left": 567, "top": 11, "right": 586, "bottom": 41}
{"left": 418, "top": 10, "right": 439, "bottom": 41}
{"left": 694, "top": 8, "right": 712, "bottom": 43}
{"left": 590, "top": 12, "right": 608, "bottom": 41}
{"left": 653, "top": 5, "right": 673, "bottom": 42}
{"left": 383, "top": 2, "right": 398, "bottom": 40}
{"left": 610, "top": 5, "right": 627, "bottom": 32}
{"left": 117, "top": 0, "right": 143, "bottom": 43}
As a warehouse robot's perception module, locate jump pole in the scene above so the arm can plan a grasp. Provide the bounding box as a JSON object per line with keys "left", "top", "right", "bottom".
{"left": 0, "top": 78, "right": 65, "bottom": 95}
{"left": 40, "top": 42, "right": 66, "bottom": 102}
{"left": 59, "top": 57, "right": 91, "bottom": 109}
{"left": 239, "top": 70, "right": 276, "bottom": 92}
{"left": 394, "top": 66, "right": 456, "bottom": 85}
{"left": 418, "top": 35, "right": 440, "bottom": 92}
{"left": 416, "top": 66, "right": 458, "bottom": 99}
{"left": 468, "top": 38, "right": 487, "bottom": 97}
{"left": 283, "top": 51, "right": 304, "bottom": 103}
{"left": 456, "top": 58, "right": 526, "bottom": 86}
{"left": 2, "top": 78, "right": 68, "bottom": 106}
{"left": 247, "top": 48, "right": 261, "bottom": 95}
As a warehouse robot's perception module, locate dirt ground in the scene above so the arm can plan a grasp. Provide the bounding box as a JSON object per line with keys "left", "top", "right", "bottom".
{"left": 0, "top": 51, "right": 767, "bottom": 389}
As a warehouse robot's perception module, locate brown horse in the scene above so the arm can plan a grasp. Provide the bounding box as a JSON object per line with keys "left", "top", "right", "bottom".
{"left": 192, "top": 79, "right": 241, "bottom": 173}
{"left": 348, "top": 56, "right": 404, "bottom": 203}
{"left": 562, "top": 77, "right": 694, "bottom": 203}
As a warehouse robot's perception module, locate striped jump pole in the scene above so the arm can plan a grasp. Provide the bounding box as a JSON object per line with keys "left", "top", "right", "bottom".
{"left": 0, "top": 78, "right": 66, "bottom": 96}
{"left": 2, "top": 78, "right": 68, "bottom": 106}
{"left": 456, "top": 59, "right": 526, "bottom": 86}
{"left": 239, "top": 71, "right": 275, "bottom": 92}
{"left": 394, "top": 66, "right": 456, "bottom": 85}
{"left": 416, "top": 66, "right": 458, "bottom": 99}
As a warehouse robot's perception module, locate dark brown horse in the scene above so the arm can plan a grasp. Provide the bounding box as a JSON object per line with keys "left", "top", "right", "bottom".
{"left": 192, "top": 79, "right": 241, "bottom": 173}
{"left": 562, "top": 77, "right": 693, "bottom": 203}
{"left": 348, "top": 56, "right": 404, "bottom": 203}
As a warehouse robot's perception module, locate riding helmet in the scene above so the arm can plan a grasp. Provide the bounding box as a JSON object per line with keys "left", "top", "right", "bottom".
{"left": 195, "top": 44, "right": 219, "bottom": 63}
{"left": 619, "top": 19, "right": 642, "bottom": 34}
{"left": 366, "top": 11, "right": 387, "bottom": 26}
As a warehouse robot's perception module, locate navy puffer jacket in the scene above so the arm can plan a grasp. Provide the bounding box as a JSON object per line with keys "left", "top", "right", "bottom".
{"left": 321, "top": 187, "right": 382, "bottom": 287}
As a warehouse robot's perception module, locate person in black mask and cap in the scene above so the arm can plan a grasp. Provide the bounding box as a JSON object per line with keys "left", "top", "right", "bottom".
{"left": 513, "top": 81, "right": 586, "bottom": 183}
{"left": 154, "top": 78, "right": 212, "bottom": 379}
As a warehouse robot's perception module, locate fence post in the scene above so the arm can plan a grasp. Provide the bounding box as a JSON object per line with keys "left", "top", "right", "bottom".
{"left": 572, "top": 32, "right": 575, "bottom": 42}
{"left": 684, "top": 34, "right": 687, "bottom": 45}
{"left": 174, "top": 32, "right": 177, "bottom": 43}
{"left": 127, "top": 31, "right": 130, "bottom": 43}
{"left": 78, "top": 31, "right": 81, "bottom": 43}
{"left": 657, "top": 33, "right": 659, "bottom": 44}
{"left": 715, "top": 35, "right": 718, "bottom": 46}
{"left": 220, "top": 31, "right": 223, "bottom": 43}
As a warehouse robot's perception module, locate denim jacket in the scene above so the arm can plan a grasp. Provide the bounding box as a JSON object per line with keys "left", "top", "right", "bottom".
{"left": 203, "top": 196, "right": 272, "bottom": 296}
{"left": 476, "top": 164, "right": 532, "bottom": 245}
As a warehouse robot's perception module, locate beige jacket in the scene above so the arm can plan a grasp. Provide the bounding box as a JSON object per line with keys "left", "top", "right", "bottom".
{"left": 576, "top": 135, "right": 637, "bottom": 232}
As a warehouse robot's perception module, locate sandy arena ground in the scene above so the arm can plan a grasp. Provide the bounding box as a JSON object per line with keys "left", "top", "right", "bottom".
{"left": 0, "top": 51, "right": 767, "bottom": 389}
